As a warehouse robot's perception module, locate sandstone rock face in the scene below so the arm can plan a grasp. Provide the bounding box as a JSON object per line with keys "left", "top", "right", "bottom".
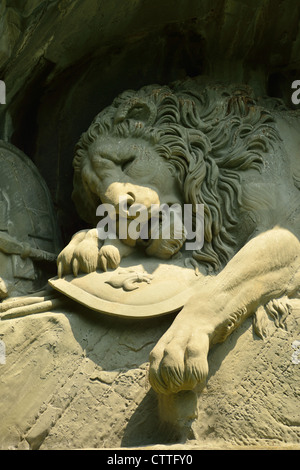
{"left": 0, "top": 300, "right": 299, "bottom": 450}
{"left": 1, "top": 1, "right": 300, "bottom": 242}
{"left": 0, "top": 1, "right": 300, "bottom": 451}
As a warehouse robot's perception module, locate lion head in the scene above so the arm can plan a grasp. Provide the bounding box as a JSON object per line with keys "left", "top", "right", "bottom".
{"left": 72, "top": 77, "right": 280, "bottom": 272}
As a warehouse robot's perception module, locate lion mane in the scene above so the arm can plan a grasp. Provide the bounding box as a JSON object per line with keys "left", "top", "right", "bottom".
{"left": 72, "top": 77, "right": 280, "bottom": 272}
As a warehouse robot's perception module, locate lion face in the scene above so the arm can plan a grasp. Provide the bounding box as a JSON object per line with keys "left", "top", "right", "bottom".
{"left": 88, "top": 136, "right": 182, "bottom": 207}
{"left": 73, "top": 80, "right": 280, "bottom": 269}
{"left": 85, "top": 135, "right": 186, "bottom": 257}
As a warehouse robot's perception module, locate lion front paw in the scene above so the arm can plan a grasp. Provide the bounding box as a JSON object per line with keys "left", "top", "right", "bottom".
{"left": 149, "top": 321, "right": 209, "bottom": 395}
{"left": 57, "top": 229, "right": 100, "bottom": 277}
{"left": 98, "top": 244, "right": 121, "bottom": 271}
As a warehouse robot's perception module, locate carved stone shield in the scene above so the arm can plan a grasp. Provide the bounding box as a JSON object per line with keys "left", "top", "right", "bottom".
{"left": 49, "top": 253, "right": 203, "bottom": 318}
{"left": 0, "top": 140, "right": 61, "bottom": 296}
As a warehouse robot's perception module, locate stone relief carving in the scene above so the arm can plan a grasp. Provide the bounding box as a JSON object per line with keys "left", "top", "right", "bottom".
{"left": 0, "top": 140, "right": 61, "bottom": 300}
{"left": 1, "top": 77, "right": 300, "bottom": 445}
{"left": 106, "top": 270, "right": 153, "bottom": 291}
{"left": 53, "top": 78, "right": 300, "bottom": 395}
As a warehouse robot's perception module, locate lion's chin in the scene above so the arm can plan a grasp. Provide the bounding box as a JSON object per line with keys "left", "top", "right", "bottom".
{"left": 145, "top": 236, "right": 185, "bottom": 260}
{"left": 139, "top": 219, "right": 187, "bottom": 260}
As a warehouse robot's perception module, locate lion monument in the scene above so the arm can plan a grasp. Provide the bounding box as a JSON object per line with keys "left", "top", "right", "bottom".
{"left": 57, "top": 76, "right": 300, "bottom": 396}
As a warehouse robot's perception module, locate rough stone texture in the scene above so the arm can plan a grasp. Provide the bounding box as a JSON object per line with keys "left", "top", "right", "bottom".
{"left": 0, "top": 0, "right": 300, "bottom": 450}
{"left": 195, "top": 300, "right": 300, "bottom": 447}
{"left": 0, "top": 300, "right": 299, "bottom": 450}
{"left": 1, "top": 0, "right": 300, "bottom": 243}
{"left": 0, "top": 305, "right": 169, "bottom": 450}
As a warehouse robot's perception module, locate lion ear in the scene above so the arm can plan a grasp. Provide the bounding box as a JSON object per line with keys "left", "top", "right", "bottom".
{"left": 114, "top": 98, "right": 157, "bottom": 126}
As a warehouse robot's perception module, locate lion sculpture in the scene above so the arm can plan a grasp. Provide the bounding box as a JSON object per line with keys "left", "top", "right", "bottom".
{"left": 57, "top": 77, "right": 300, "bottom": 396}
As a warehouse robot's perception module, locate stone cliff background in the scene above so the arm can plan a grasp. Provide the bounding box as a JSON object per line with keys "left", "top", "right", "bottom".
{"left": 1, "top": 0, "right": 300, "bottom": 243}
{"left": 0, "top": 0, "right": 300, "bottom": 450}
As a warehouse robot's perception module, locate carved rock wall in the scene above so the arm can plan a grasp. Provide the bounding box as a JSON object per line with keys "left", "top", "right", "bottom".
{"left": 1, "top": 0, "right": 300, "bottom": 242}
{"left": 0, "top": 300, "right": 299, "bottom": 450}
{"left": 0, "top": 1, "right": 300, "bottom": 450}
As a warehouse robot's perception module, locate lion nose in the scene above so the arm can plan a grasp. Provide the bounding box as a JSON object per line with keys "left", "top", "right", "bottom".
{"left": 118, "top": 192, "right": 138, "bottom": 216}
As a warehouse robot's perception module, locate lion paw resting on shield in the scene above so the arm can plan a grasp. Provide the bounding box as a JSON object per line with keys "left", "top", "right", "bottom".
{"left": 56, "top": 78, "right": 300, "bottom": 396}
